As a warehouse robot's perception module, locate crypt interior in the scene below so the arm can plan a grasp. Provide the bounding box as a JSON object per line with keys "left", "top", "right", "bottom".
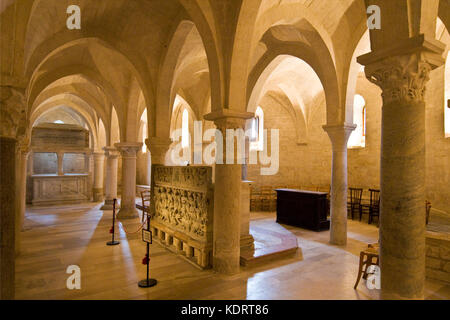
{"left": 1, "top": 0, "right": 450, "bottom": 300}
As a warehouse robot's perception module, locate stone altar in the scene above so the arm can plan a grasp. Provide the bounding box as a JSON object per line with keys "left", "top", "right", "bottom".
{"left": 150, "top": 165, "right": 214, "bottom": 268}
{"left": 31, "top": 174, "right": 89, "bottom": 205}
{"left": 28, "top": 123, "right": 92, "bottom": 205}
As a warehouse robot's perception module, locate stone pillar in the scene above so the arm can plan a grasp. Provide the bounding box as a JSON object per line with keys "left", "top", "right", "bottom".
{"left": 15, "top": 142, "right": 30, "bottom": 255}
{"left": 1, "top": 137, "right": 17, "bottom": 300}
{"left": 146, "top": 137, "right": 171, "bottom": 188}
{"left": 57, "top": 152, "right": 64, "bottom": 175}
{"left": 358, "top": 46, "right": 444, "bottom": 299}
{"left": 101, "top": 147, "right": 119, "bottom": 210}
{"left": 93, "top": 152, "right": 105, "bottom": 202}
{"left": 240, "top": 180, "right": 254, "bottom": 251}
{"left": 1, "top": 85, "right": 27, "bottom": 300}
{"left": 146, "top": 137, "right": 171, "bottom": 165}
{"left": 323, "top": 124, "right": 355, "bottom": 246}
{"left": 115, "top": 142, "right": 142, "bottom": 218}
{"left": 204, "top": 110, "right": 253, "bottom": 274}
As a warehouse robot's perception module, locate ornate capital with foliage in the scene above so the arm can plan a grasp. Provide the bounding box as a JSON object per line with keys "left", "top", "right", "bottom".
{"left": 364, "top": 54, "right": 432, "bottom": 104}
{"left": 0, "top": 86, "right": 28, "bottom": 139}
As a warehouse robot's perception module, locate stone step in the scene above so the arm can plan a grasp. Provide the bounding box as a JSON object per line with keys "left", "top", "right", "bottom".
{"left": 240, "top": 223, "right": 299, "bottom": 267}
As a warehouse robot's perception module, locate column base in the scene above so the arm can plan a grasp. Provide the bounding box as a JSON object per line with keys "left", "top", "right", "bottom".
{"left": 213, "top": 254, "right": 240, "bottom": 275}
{"left": 240, "top": 234, "right": 255, "bottom": 251}
{"left": 100, "top": 199, "right": 120, "bottom": 211}
{"left": 93, "top": 188, "right": 104, "bottom": 202}
{"left": 117, "top": 207, "right": 139, "bottom": 219}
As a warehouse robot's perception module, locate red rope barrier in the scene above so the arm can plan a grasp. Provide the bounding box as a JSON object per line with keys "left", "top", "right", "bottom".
{"left": 110, "top": 211, "right": 149, "bottom": 235}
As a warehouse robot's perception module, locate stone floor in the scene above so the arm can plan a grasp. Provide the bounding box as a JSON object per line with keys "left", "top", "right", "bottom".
{"left": 15, "top": 202, "right": 450, "bottom": 300}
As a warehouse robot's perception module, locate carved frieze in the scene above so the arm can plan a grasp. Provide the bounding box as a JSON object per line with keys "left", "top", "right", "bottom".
{"left": 151, "top": 165, "right": 213, "bottom": 251}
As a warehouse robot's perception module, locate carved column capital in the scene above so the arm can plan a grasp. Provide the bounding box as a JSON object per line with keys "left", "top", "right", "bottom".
{"left": 0, "top": 86, "right": 28, "bottom": 140}
{"left": 93, "top": 151, "right": 105, "bottom": 158}
{"left": 145, "top": 137, "right": 171, "bottom": 155}
{"left": 103, "top": 146, "right": 120, "bottom": 159}
{"left": 114, "top": 142, "right": 142, "bottom": 159}
{"left": 357, "top": 37, "right": 445, "bottom": 105}
{"left": 364, "top": 54, "right": 433, "bottom": 104}
{"left": 16, "top": 133, "right": 31, "bottom": 156}
{"left": 204, "top": 109, "right": 253, "bottom": 133}
{"left": 323, "top": 123, "right": 356, "bottom": 151}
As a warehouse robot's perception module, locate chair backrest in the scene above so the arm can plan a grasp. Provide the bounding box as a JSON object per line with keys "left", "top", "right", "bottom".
{"left": 141, "top": 190, "right": 151, "bottom": 212}
{"left": 369, "top": 189, "right": 380, "bottom": 207}
{"left": 349, "top": 188, "right": 363, "bottom": 204}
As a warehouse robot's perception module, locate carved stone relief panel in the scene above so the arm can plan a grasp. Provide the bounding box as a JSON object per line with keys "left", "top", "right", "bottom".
{"left": 151, "top": 165, "right": 214, "bottom": 268}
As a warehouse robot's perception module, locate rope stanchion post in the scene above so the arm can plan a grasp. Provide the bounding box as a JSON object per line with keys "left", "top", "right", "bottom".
{"left": 106, "top": 198, "right": 120, "bottom": 246}
{"left": 138, "top": 208, "right": 157, "bottom": 288}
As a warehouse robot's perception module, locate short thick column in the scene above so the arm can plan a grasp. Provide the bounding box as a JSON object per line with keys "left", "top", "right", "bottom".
{"left": 101, "top": 147, "right": 119, "bottom": 210}
{"left": 93, "top": 152, "right": 105, "bottom": 202}
{"left": 359, "top": 49, "right": 444, "bottom": 299}
{"left": 204, "top": 110, "right": 253, "bottom": 274}
{"left": 115, "top": 142, "right": 142, "bottom": 219}
{"left": 323, "top": 124, "right": 355, "bottom": 246}
{"left": 146, "top": 137, "right": 171, "bottom": 165}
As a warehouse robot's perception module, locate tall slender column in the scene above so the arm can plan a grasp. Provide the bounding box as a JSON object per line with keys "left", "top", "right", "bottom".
{"left": 359, "top": 46, "right": 444, "bottom": 299}
{"left": 101, "top": 147, "right": 119, "bottom": 210}
{"left": 323, "top": 124, "right": 355, "bottom": 246}
{"left": 93, "top": 152, "right": 105, "bottom": 202}
{"left": 115, "top": 142, "right": 142, "bottom": 218}
{"left": 204, "top": 110, "right": 253, "bottom": 274}
{"left": 15, "top": 141, "right": 30, "bottom": 255}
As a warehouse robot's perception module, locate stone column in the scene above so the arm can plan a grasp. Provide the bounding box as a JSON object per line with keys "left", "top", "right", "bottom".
{"left": 146, "top": 137, "right": 171, "bottom": 165}
{"left": 1, "top": 137, "right": 17, "bottom": 300}
{"left": 240, "top": 180, "right": 254, "bottom": 251}
{"left": 93, "top": 152, "right": 105, "bottom": 202}
{"left": 57, "top": 152, "right": 64, "bottom": 175}
{"left": 146, "top": 137, "right": 171, "bottom": 188}
{"left": 115, "top": 142, "right": 142, "bottom": 218}
{"left": 15, "top": 141, "right": 30, "bottom": 255}
{"left": 1, "top": 85, "right": 27, "bottom": 300}
{"left": 204, "top": 110, "right": 253, "bottom": 274}
{"left": 101, "top": 147, "right": 119, "bottom": 210}
{"left": 323, "top": 124, "right": 355, "bottom": 246}
{"left": 358, "top": 46, "right": 444, "bottom": 299}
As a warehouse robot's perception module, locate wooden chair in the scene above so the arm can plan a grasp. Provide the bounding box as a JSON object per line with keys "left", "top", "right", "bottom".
{"left": 354, "top": 243, "right": 379, "bottom": 289}
{"left": 140, "top": 190, "right": 151, "bottom": 223}
{"left": 361, "top": 189, "right": 380, "bottom": 224}
{"left": 348, "top": 188, "right": 363, "bottom": 220}
{"left": 426, "top": 200, "right": 432, "bottom": 225}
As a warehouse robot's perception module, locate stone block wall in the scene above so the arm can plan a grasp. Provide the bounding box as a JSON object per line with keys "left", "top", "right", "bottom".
{"left": 426, "top": 231, "right": 450, "bottom": 284}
